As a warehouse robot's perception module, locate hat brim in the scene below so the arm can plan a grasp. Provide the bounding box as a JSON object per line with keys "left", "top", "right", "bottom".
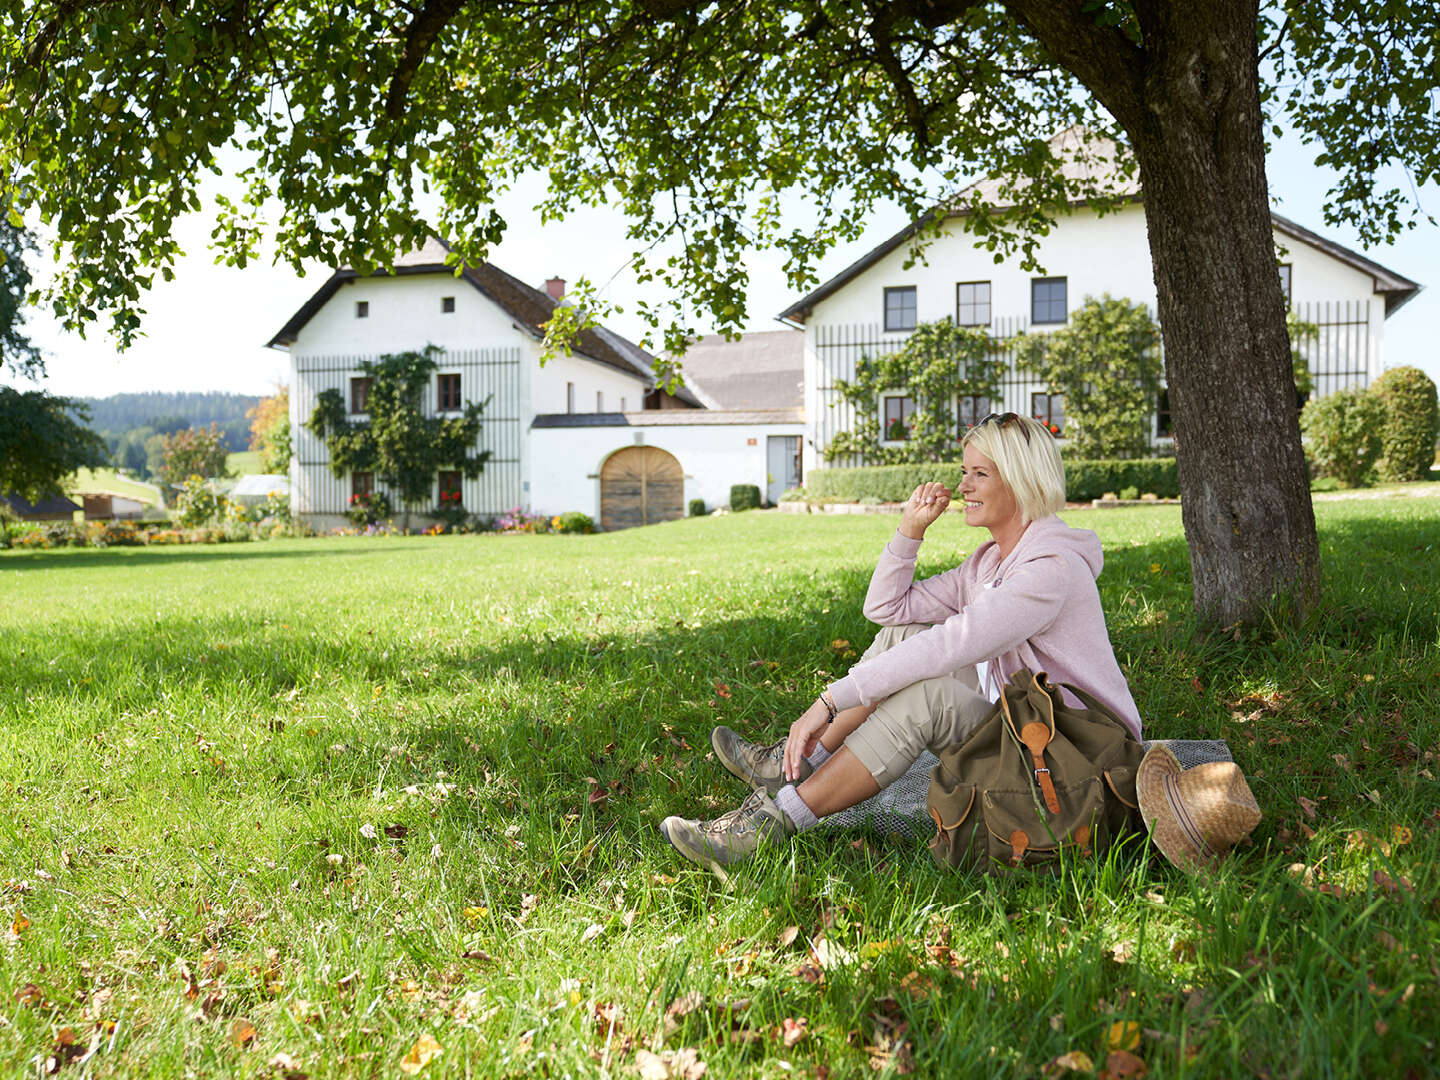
{"left": 1137, "top": 745, "right": 1261, "bottom": 872}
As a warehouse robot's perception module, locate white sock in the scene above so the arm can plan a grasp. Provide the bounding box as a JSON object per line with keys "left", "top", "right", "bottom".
{"left": 805, "top": 743, "right": 832, "bottom": 769}
{"left": 775, "top": 784, "right": 819, "bottom": 832}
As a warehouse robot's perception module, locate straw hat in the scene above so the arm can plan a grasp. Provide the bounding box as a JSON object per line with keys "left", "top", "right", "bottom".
{"left": 1137, "top": 744, "right": 1262, "bottom": 871}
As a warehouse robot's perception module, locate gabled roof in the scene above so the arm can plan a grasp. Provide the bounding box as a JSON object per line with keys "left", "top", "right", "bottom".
{"left": 267, "top": 239, "right": 703, "bottom": 402}
{"left": 668, "top": 330, "right": 803, "bottom": 410}
{"left": 1270, "top": 212, "right": 1421, "bottom": 316}
{"left": 3, "top": 492, "right": 80, "bottom": 517}
{"left": 777, "top": 129, "right": 1420, "bottom": 323}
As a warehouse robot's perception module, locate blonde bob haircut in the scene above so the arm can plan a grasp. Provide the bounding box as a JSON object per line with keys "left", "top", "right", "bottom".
{"left": 960, "top": 414, "right": 1066, "bottom": 524}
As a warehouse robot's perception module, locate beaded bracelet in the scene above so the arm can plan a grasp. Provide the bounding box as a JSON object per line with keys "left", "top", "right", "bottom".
{"left": 820, "top": 690, "right": 838, "bottom": 723}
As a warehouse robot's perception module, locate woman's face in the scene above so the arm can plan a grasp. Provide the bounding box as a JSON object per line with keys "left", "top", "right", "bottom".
{"left": 960, "top": 443, "right": 1022, "bottom": 533}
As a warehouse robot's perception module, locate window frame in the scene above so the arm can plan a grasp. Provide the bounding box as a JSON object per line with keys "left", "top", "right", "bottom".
{"left": 437, "top": 469, "right": 462, "bottom": 504}
{"left": 436, "top": 372, "right": 462, "bottom": 412}
{"left": 1031, "top": 392, "right": 1065, "bottom": 436}
{"left": 1030, "top": 277, "right": 1068, "bottom": 325}
{"left": 566, "top": 382, "right": 576, "bottom": 414}
{"left": 441, "top": 295, "right": 456, "bottom": 313}
{"left": 883, "top": 286, "right": 918, "bottom": 333}
{"left": 355, "top": 300, "right": 369, "bottom": 319}
{"left": 1155, "top": 387, "right": 1173, "bottom": 439}
{"left": 349, "top": 376, "right": 373, "bottom": 415}
{"left": 881, "top": 392, "right": 918, "bottom": 442}
{"left": 955, "top": 394, "right": 993, "bottom": 435}
{"left": 351, "top": 470, "right": 375, "bottom": 498}
{"left": 1278, "top": 263, "right": 1292, "bottom": 307}
{"left": 955, "top": 281, "right": 992, "bottom": 327}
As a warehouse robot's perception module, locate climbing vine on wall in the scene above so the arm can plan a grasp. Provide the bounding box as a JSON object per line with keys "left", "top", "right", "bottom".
{"left": 307, "top": 346, "right": 490, "bottom": 528}
{"left": 825, "top": 320, "right": 1006, "bottom": 464}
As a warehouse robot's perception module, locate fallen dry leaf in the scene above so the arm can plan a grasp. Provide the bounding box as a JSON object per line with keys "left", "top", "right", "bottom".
{"left": 780, "top": 1017, "right": 808, "bottom": 1048}
{"left": 1043, "top": 1050, "right": 1095, "bottom": 1077}
{"left": 1110, "top": 941, "right": 1135, "bottom": 965}
{"left": 398, "top": 1032, "right": 443, "bottom": 1075}
{"left": 581, "top": 923, "right": 604, "bottom": 944}
{"left": 229, "top": 1018, "right": 258, "bottom": 1048}
{"left": 11, "top": 910, "right": 30, "bottom": 936}
{"left": 777, "top": 925, "right": 800, "bottom": 949}
{"left": 632, "top": 1047, "right": 707, "bottom": 1080}
{"left": 461, "top": 949, "right": 496, "bottom": 963}
{"left": 14, "top": 983, "right": 44, "bottom": 1007}
{"left": 811, "top": 937, "right": 855, "bottom": 969}
{"left": 1298, "top": 796, "right": 1319, "bottom": 821}
{"left": 1106, "top": 1021, "right": 1141, "bottom": 1051}
{"left": 1099, "top": 1048, "right": 1148, "bottom": 1079}
{"left": 1373, "top": 870, "right": 1413, "bottom": 897}
{"left": 265, "top": 1051, "right": 308, "bottom": 1080}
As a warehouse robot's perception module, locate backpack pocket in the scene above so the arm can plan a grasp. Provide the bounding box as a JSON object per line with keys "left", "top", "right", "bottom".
{"left": 926, "top": 772, "right": 982, "bottom": 869}
{"left": 980, "top": 775, "right": 1107, "bottom": 868}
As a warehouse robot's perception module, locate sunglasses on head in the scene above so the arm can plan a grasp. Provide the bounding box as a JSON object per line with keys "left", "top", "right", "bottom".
{"left": 975, "top": 411, "right": 1031, "bottom": 443}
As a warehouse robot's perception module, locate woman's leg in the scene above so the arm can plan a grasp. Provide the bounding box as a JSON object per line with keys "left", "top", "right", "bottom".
{"left": 818, "top": 704, "right": 876, "bottom": 751}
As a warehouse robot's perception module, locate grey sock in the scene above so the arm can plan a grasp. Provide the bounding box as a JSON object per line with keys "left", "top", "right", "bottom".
{"left": 775, "top": 784, "right": 819, "bottom": 833}
{"left": 804, "top": 743, "right": 832, "bottom": 769}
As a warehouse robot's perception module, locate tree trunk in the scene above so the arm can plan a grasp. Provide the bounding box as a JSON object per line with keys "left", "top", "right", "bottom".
{"left": 1127, "top": 10, "right": 1320, "bottom": 625}
{"left": 1008, "top": 1, "right": 1321, "bottom": 625}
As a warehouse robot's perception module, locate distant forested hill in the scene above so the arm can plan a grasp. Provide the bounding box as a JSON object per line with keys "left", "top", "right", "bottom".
{"left": 77, "top": 391, "right": 261, "bottom": 452}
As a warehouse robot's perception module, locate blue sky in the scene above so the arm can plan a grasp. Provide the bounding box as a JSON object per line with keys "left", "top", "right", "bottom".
{"left": 16, "top": 129, "right": 1439, "bottom": 400}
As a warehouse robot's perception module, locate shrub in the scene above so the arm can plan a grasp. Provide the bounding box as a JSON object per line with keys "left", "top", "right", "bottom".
{"left": 777, "top": 488, "right": 807, "bottom": 503}
{"left": 1301, "top": 388, "right": 1384, "bottom": 487}
{"left": 1371, "top": 366, "right": 1440, "bottom": 482}
{"left": 174, "top": 474, "right": 228, "bottom": 527}
{"left": 1118, "top": 486, "right": 1139, "bottom": 501}
{"left": 1309, "top": 475, "right": 1341, "bottom": 493}
{"left": 805, "top": 458, "right": 1179, "bottom": 504}
{"left": 347, "top": 490, "right": 392, "bottom": 528}
{"left": 552, "top": 511, "right": 594, "bottom": 534}
{"left": 729, "top": 484, "right": 762, "bottom": 511}
{"left": 688, "top": 498, "right": 707, "bottom": 516}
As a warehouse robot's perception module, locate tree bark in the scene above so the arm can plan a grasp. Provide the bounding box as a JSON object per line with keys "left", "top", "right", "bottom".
{"left": 1009, "top": 0, "right": 1320, "bottom": 625}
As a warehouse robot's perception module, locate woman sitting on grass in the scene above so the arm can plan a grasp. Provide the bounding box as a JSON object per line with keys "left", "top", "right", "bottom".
{"left": 661, "top": 412, "right": 1143, "bottom": 872}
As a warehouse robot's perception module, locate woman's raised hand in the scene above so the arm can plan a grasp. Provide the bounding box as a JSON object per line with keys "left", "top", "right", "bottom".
{"left": 899, "top": 481, "right": 951, "bottom": 540}
{"left": 783, "top": 698, "right": 832, "bottom": 782}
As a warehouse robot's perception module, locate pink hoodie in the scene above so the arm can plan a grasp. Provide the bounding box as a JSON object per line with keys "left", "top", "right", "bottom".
{"left": 825, "top": 516, "right": 1143, "bottom": 740}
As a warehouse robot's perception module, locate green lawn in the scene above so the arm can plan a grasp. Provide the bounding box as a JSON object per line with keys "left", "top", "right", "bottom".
{"left": 65, "top": 468, "right": 163, "bottom": 507}
{"left": 1, "top": 503, "right": 1435, "bottom": 1078}
{"left": 226, "top": 451, "right": 267, "bottom": 476}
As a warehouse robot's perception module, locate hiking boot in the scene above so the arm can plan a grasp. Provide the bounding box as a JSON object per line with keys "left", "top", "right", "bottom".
{"left": 660, "top": 790, "right": 795, "bottom": 872}
{"left": 711, "top": 725, "right": 812, "bottom": 796}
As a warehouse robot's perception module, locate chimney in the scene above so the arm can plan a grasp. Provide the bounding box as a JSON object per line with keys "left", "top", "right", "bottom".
{"left": 544, "top": 276, "right": 566, "bottom": 301}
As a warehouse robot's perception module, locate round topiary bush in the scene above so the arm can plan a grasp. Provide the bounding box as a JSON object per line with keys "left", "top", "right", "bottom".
{"left": 1370, "top": 366, "right": 1440, "bottom": 483}
{"left": 1300, "top": 387, "right": 1385, "bottom": 487}
{"left": 729, "top": 484, "right": 762, "bottom": 512}
{"left": 688, "top": 498, "right": 706, "bottom": 517}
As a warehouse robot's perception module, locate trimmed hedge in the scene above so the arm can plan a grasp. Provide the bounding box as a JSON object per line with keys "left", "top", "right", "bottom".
{"left": 729, "top": 484, "right": 762, "bottom": 511}
{"left": 806, "top": 458, "right": 1179, "bottom": 504}
{"left": 1371, "top": 366, "right": 1440, "bottom": 483}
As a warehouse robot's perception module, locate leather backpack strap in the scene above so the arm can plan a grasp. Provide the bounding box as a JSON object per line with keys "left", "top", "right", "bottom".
{"left": 1000, "top": 671, "right": 1062, "bottom": 816}
{"left": 1019, "top": 721, "right": 1061, "bottom": 814}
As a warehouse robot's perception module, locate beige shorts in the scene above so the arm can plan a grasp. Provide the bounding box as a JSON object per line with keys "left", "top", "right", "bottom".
{"left": 843, "top": 624, "right": 994, "bottom": 788}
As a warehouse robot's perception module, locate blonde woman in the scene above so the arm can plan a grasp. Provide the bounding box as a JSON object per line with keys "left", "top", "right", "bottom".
{"left": 661, "top": 413, "right": 1142, "bottom": 871}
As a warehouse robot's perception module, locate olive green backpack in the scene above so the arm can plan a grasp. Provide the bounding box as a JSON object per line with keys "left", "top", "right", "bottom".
{"left": 926, "top": 668, "right": 1145, "bottom": 873}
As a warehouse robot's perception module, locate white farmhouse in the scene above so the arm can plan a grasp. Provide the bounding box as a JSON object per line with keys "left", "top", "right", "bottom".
{"left": 268, "top": 239, "right": 802, "bottom": 529}
{"left": 779, "top": 130, "right": 1421, "bottom": 472}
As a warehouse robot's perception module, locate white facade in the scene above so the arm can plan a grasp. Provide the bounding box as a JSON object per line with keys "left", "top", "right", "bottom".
{"left": 273, "top": 256, "right": 804, "bottom": 530}
{"left": 529, "top": 414, "right": 806, "bottom": 518}
{"left": 786, "top": 202, "right": 1417, "bottom": 472}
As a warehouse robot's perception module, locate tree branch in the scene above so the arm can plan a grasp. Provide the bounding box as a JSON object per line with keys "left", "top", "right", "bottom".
{"left": 1000, "top": 0, "right": 1146, "bottom": 130}
{"left": 384, "top": 0, "right": 469, "bottom": 120}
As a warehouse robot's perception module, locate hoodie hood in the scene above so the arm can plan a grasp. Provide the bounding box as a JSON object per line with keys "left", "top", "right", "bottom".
{"left": 1015, "top": 515, "right": 1103, "bottom": 579}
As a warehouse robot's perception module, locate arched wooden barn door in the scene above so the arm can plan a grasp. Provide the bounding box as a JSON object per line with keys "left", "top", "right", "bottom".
{"left": 600, "top": 446, "right": 683, "bottom": 531}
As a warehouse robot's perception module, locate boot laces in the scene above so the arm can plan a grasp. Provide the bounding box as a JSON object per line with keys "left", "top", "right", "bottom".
{"left": 701, "top": 792, "right": 767, "bottom": 835}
